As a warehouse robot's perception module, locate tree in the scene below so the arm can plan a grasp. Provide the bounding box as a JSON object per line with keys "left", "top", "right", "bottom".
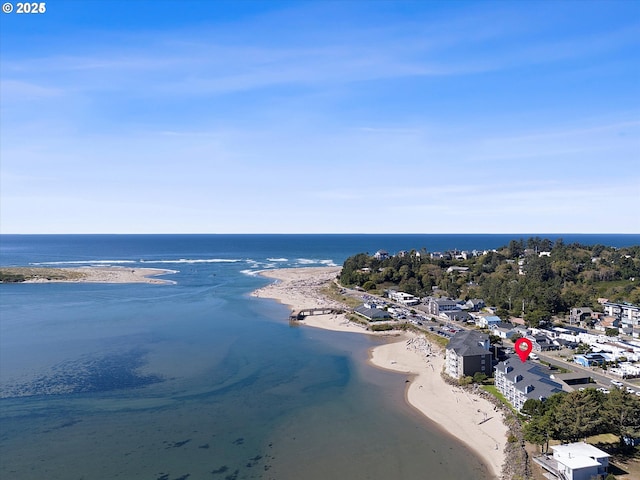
{"left": 524, "top": 413, "right": 554, "bottom": 452}
{"left": 362, "top": 281, "right": 376, "bottom": 291}
{"left": 554, "top": 390, "right": 607, "bottom": 442}
{"left": 473, "top": 372, "right": 488, "bottom": 384}
{"left": 604, "top": 387, "right": 640, "bottom": 450}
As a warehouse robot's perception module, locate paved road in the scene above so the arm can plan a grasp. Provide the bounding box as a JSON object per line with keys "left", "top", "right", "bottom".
{"left": 336, "top": 282, "right": 640, "bottom": 393}
{"left": 533, "top": 349, "right": 639, "bottom": 392}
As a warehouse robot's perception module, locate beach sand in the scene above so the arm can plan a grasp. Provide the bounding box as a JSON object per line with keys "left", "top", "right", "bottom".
{"left": 253, "top": 266, "right": 507, "bottom": 479}
{"left": 1, "top": 266, "right": 176, "bottom": 284}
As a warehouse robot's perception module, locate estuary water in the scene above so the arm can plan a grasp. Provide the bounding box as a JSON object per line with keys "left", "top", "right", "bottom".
{"left": 1, "top": 234, "right": 637, "bottom": 479}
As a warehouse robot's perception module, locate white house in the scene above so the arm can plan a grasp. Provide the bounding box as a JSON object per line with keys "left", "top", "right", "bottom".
{"left": 389, "top": 291, "right": 420, "bottom": 306}
{"left": 551, "top": 442, "right": 609, "bottom": 480}
{"left": 477, "top": 315, "right": 501, "bottom": 328}
{"left": 489, "top": 322, "right": 518, "bottom": 339}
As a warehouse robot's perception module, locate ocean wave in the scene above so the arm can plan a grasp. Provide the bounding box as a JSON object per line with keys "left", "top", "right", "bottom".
{"left": 296, "top": 258, "right": 317, "bottom": 265}
{"left": 319, "top": 259, "right": 339, "bottom": 267}
{"left": 30, "top": 260, "right": 137, "bottom": 266}
{"left": 266, "top": 258, "right": 288, "bottom": 262}
{"left": 141, "top": 258, "right": 242, "bottom": 264}
{"left": 240, "top": 269, "right": 265, "bottom": 277}
{"left": 296, "top": 258, "right": 339, "bottom": 267}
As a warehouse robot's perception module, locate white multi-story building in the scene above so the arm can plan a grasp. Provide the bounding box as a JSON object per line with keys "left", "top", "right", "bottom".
{"left": 426, "top": 297, "right": 460, "bottom": 316}
{"left": 388, "top": 291, "right": 420, "bottom": 306}
{"left": 494, "top": 356, "right": 563, "bottom": 411}
{"left": 603, "top": 302, "right": 640, "bottom": 338}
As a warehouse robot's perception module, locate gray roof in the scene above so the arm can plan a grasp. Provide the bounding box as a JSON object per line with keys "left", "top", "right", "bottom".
{"left": 492, "top": 322, "right": 514, "bottom": 330}
{"left": 354, "top": 305, "right": 390, "bottom": 320}
{"left": 447, "top": 330, "right": 490, "bottom": 357}
{"left": 443, "top": 311, "right": 472, "bottom": 321}
{"left": 435, "top": 298, "right": 459, "bottom": 306}
{"left": 495, "top": 356, "right": 563, "bottom": 401}
{"left": 467, "top": 298, "right": 485, "bottom": 305}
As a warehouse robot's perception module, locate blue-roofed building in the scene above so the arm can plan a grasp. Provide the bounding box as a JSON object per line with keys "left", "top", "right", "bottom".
{"left": 573, "top": 353, "right": 608, "bottom": 367}
{"left": 477, "top": 315, "right": 501, "bottom": 328}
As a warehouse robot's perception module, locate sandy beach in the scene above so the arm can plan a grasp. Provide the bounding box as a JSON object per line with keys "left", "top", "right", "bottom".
{"left": 1, "top": 266, "right": 176, "bottom": 284}
{"left": 253, "top": 266, "right": 507, "bottom": 479}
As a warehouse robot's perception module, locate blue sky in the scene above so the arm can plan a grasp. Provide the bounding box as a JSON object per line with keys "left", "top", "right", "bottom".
{"left": 1, "top": 0, "right": 638, "bottom": 233}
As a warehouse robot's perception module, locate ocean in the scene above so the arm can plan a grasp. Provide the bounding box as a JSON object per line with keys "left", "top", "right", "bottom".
{"left": 1, "top": 234, "right": 638, "bottom": 480}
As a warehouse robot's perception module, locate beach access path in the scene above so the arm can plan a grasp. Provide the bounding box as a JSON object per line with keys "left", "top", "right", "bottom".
{"left": 251, "top": 266, "right": 507, "bottom": 479}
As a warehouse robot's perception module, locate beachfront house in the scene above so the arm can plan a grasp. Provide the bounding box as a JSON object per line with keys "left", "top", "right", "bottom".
{"left": 445, "top": 330, "right": 492, "bottom": 380}
{"left": 494, "top": 356, "right": 563, "bottom": 411}
{"left": 534, "top": 442, "right": 610, "bottom": 480}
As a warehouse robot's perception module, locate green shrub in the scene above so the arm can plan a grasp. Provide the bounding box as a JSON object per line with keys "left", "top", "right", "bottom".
{"left": 370, "top": 323, "right": 394, "bottom": 332}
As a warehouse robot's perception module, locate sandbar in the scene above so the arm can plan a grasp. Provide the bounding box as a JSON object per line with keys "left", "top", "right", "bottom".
{"left": 253, "top": 266, "right": 507, "bottom": 479}
{"left": 0, "top": 266, "right": 176, "bottom": 285}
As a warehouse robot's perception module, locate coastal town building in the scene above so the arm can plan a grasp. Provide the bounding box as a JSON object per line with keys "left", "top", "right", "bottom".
{"left": 489, "top": 322, "right": 518, "bottom": 340}
{"left": 446, "top": 266, "right": 469, "bottom": 274}
{"left": 573, "top": 353, "right": 609, "bottom": 367}
{"left": 594, "top": 316, "right": 621, "bottom": 333}
{"left": 494, "top": 356, "right": 563, "bottom": 411}
{"left": 426, "top": 297, "right": 461, "bottom": 316}
{"left": 373, "top": 249, "right": 389, "bottom": 260}
{"left": 603, "top": 301, "right": 640, "bottom": 338}
{"left": 354, "top": 304, "right": 391, "bottom": 321}
{"left": 525, "top": 334, "right": 558, "bottom": 352}
{"left": 476, "top": 315, "right": 501, "bottom": 329}
{"left": 441, "top": 310, "right": 473, "bottom": 323}
{"left": 534, "top": 442, "right": 610, "bottom": 480}
{"left": 465, "top": 298, "right": 486, "bottom": 311}
{"left": 569, "top": 307, "right": 595, "bottom": 327}
{"left": 445, "top": 330, "right": 492, "bottom": 379}
{"left": 387, "top": 290, "right": 420, "bottom": 306}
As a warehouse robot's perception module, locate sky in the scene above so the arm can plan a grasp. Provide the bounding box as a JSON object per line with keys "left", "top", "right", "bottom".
{"left": 1, "top": 0, "right": 639, "bottom": 234}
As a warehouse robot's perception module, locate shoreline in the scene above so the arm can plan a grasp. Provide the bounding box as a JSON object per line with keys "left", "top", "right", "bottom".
{"left": 252, "top": 266, "right": 507, "bottom": 479}
{"left": 0, "top": 266, "right": 177, "bottom": 285}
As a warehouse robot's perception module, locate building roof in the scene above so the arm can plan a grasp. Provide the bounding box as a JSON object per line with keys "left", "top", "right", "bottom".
{"left": 447, "top": 330, "right": 490, "bottom": 357}
{"left": 491, "top": 322, "right": 514, "bottom": 330}
{"left": 495, "top": 356, "right": 563, "bottom": 400}
{"left": 354, "top": 305, "right": 390, "bottom": 320}
{"left": 467, "top": 298, "right": 485, "bottom": 305}
{"left": 434, "top": 298, "right": 459, "bottom": 306}
{"left": 442, "top": 310, "right": 472, "bottom": 320}
{"left": 552, "top": 442, "right": 610, "bottom": 461}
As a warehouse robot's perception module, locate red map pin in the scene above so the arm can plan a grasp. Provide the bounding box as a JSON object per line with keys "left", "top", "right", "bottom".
{"left": 514, "top": 338, "right": 533, "bottom": 362}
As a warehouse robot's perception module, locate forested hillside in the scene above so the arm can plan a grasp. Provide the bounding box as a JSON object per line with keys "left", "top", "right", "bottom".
{"left": 339, "top": 238, "right": 640, "bottom": 325}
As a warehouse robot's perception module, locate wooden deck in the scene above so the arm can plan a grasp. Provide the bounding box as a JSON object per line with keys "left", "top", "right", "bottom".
{"left": 289, "top": 307, "right": 344, "bottom": 322}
